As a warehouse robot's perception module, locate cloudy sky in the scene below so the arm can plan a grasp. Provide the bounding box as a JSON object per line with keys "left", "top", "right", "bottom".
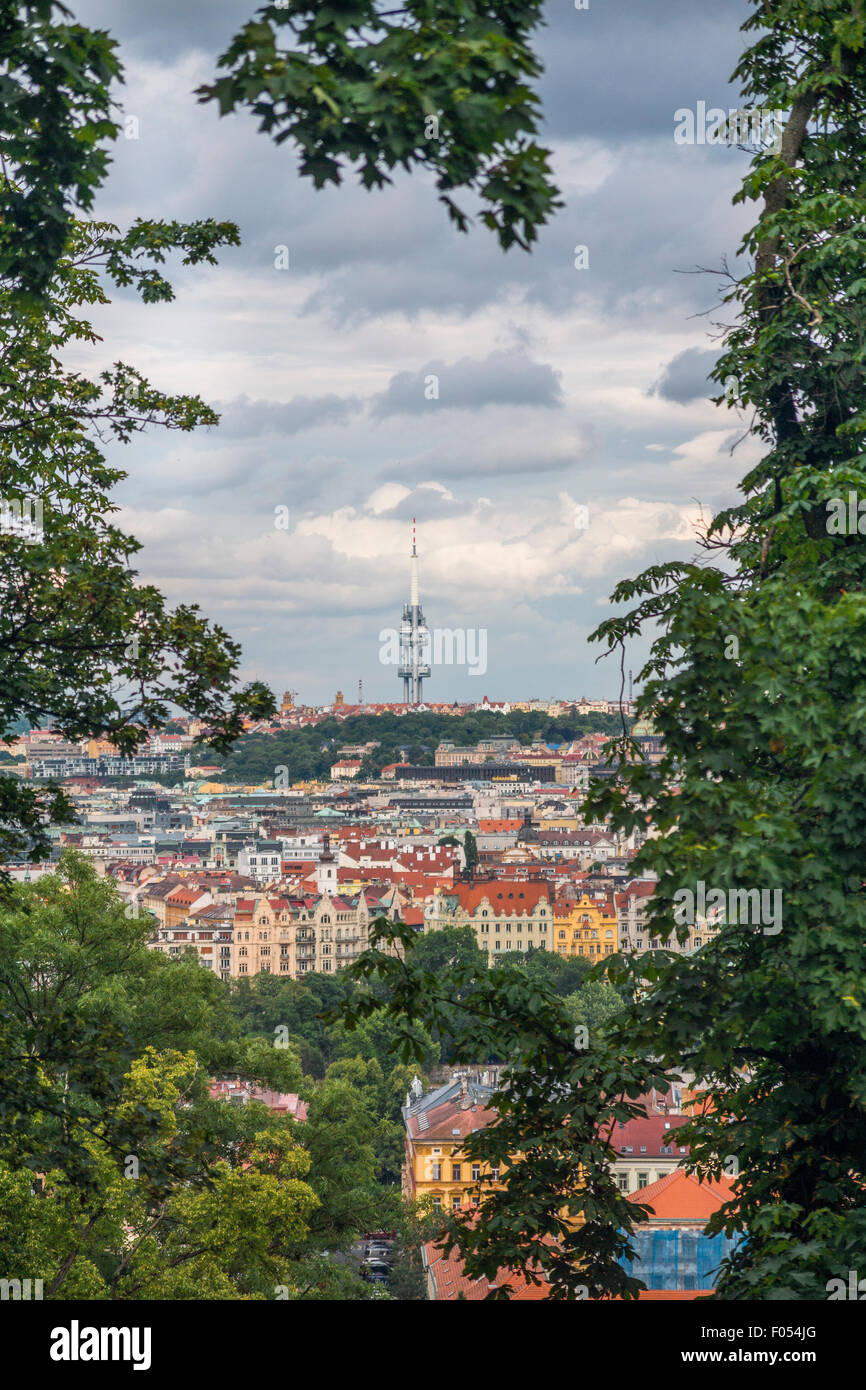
{"left": 70, "top": 0, "right": 760, "bottom": 704}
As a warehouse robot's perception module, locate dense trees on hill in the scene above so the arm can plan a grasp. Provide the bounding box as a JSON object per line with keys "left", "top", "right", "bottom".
{"left": 193, "top": 708, "right": 621, "bottom": 783}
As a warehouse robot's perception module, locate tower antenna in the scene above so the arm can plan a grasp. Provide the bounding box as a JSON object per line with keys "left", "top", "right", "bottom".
{"left": 398, "top": 518, "right": 431, "bottom": 705}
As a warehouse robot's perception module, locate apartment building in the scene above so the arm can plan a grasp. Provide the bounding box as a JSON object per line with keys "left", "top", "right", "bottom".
{"left": 230, "top": 844, "right": 402, "bottom": 980}
{"left": 237, "top": 840, "right": 284, "bottom": 881}
{"left": 615, "top": 881, "right": 719, "bottom": 955}
{"left": 401, "top": 1076, "right": 505, "bottom": 1212}
{"left": 424, "top": 879, "right": 553, "bottom": 957}
{"left": 151, "top": 902, "right": 235, "bottom": 978}
{"left": 552, "top": 892, "right": 618, "bottom": 959}
{"left": 534, "top": 829, "right": 618, "bottom": 862}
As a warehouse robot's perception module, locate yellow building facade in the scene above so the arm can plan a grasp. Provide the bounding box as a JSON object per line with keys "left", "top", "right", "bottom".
{"left": 402, "top": 1077, "right": 507, "bottom": 1212}
{"left": 552, "top": 893, "right": 618, "bottom": 958}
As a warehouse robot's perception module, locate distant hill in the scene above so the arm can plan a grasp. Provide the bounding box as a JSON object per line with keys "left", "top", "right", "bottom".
{"left": 190, "top": 708, "right": 625, "bottom": 785}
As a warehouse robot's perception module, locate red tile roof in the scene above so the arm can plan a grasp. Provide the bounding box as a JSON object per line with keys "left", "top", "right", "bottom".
{"left": 615, "top": 879, "right": 657, "bottom": 907}
{"left": 406, "top": 1096, "right": 498, "bottom": 1142}
{"left": 605, "top": 1113, "right": 690, "bottom": 1155}
{"left": 449, "top": 881, "right": 550, "bottom": 916}
{"left": 423, "top": 1237, "right": 552, "bottom": 1301}
{"left": 422, "top": 1228, "right": 553, "bottom": 1301}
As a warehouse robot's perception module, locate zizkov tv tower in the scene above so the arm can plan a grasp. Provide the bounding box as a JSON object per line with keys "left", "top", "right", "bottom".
{"left": 398, "top": 519, "right": 431, "bottom": 705}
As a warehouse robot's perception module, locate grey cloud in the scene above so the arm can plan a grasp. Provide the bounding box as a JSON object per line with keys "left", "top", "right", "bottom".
{"left": 650, "top": 347, "right": 720, "bottom": 403}
{"left": 71, "top": 0, "right": 247, "bottom": 60}
{"left": 372, "top": 490, "right": 466, "bottom": 523}
{"left": 90, "top": 42, "right": 753, "bottom": 329}
{"left": 538, "top": 0, "right": 749, "bottom": 140}
{"left": 385, "top": 449, "right": 592, "bottom": 482}
{"left": 216, "top": 393, "right": 362, "bottom": 436}
{"left": 370, "top": 351, "right": 564, "bottom": 419}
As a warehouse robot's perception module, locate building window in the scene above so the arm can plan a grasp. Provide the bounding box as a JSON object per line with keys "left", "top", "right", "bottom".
{"left": 617, "top": 1174, "right": 629, "bottom": 1193}
{"left": 471, "top": 1164, "right": 481, "bottom": 1181}
{"left": 432, "top": 1163, "right": 442, "bottom": 1181}
{"left": 451, "top": 1164, "right": 461, "bottom": 1182}
{"left": 637, "top": 1172, "right": 648, "bottom": 1188}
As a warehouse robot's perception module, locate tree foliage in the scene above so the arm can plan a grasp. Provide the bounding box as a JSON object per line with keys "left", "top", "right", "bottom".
{"left": 199, "top": 0, "right": 561, "bottom": 251}
{"left": 0, "top": 0, "right": 120, "bottom": 298}
{"left": 0, "top": 854, "right": 406, "bottom": 1298}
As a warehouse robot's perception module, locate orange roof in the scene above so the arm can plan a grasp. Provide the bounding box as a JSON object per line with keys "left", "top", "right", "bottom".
{"left": 164, "top": 885, "right": 207, "bottom": 904}
{"left": 627, "top": 1169, "right": 734, "bottom": 1222}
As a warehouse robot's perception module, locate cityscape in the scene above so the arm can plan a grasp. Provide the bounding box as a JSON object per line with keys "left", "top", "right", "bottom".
{"left": 0, "top": 0, "right": 862, "bottom": 1356}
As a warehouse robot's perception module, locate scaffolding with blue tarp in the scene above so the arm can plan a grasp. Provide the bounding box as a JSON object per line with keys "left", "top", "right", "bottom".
{"left": 618, "top": 1229, "right": 740, "bottom": 1291}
